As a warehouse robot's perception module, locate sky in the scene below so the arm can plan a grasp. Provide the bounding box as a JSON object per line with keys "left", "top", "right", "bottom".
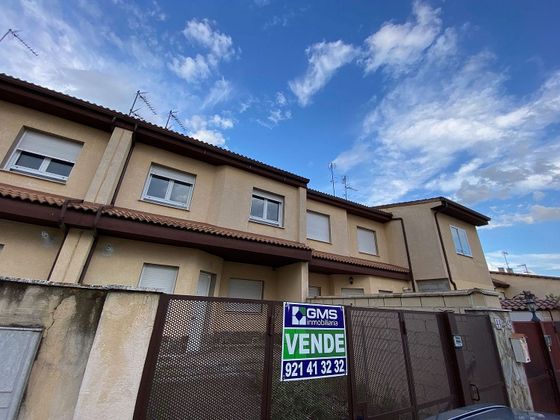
{"left": 0, "top": 0, "right": 559, "bottom": 276}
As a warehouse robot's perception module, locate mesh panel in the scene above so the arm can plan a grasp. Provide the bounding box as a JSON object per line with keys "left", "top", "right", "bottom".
{"left": 144, "top": 298, "right": 269, "bottom": 419}
{"left": 270, "top": 303, "right": 349, "bottom": 420}
{"left": 403, "top": 312, "right": 456, "bottom": 416}
{"left": 350, "top": 308, "right": 411, "bottom": 417}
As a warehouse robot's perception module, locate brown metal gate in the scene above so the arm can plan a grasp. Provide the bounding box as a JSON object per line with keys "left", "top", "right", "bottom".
{"left": 513, "top": 321, "right": 560, "bottom": 413}
{"left": 134, "top": 295, "right": 508, "bottom": 420}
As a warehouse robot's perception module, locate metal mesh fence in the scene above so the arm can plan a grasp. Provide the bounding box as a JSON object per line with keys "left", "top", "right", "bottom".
{"left": 136, "top": 297, "right": 505, "bottom": 420}
{"left": 143, "top": 297, "right": 270, "bottom": 420}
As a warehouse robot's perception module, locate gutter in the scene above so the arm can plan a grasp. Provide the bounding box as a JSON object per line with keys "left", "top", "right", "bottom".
{"left": 433, "top": 203, "right": 458, "bottom": 290}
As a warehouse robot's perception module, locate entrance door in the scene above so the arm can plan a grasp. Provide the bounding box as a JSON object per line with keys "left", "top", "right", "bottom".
{"left": 186, "top": 272, "right": 214, "bottom": 352}
{"left": 0, "top": 327, "right": 42, "bottom": 420}
{"left": 514, "top": 321, "right": 560, "bottom": 413}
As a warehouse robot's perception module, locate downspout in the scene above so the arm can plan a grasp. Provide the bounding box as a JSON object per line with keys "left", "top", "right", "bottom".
{"left": 434, "top": 205, "right": 458, "bottom": 290}
{"left": 110, "top": 122, "right": 137, "bottom": 206}
{"left": 391, "top": 217, "right": 416, "bottom": 292}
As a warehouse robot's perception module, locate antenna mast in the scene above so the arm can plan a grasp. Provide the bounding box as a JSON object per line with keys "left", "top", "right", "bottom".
{"left": 342, "top": 175, "right": 358, "bottom": 200}
{"left": 128, "top": 91, "right": 158, "bottom": 120}
{"left": 328, "top": 162, "right": 336, "bottom": 196}
{"left": 0, "top": 29, "right": 38, "bottom": 56}
{"left": 165, "top": 110, "right": 186, "bottom": 132}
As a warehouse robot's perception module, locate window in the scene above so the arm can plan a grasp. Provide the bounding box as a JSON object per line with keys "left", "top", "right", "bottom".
{"left": 307, "top": 211, "right": 330, "bottom": 242}
{"left": 250, "top": 189, "right": 283, "bottom": 226}
{"left": 357, "top": 227, "right": 378, "bottom": 255}
{"left": 142, "top": 165, "right": 196, "bottom": 209}
{"left": 450, "top": 226, "right": 472, "bottom": 257}
{"left": 227, "top": 278, "right": 263, "bottom": 312}
{"left": 308, "top": 286, "right": 321, "bottom": 298}
{"left": 341, "top": 288, "right": 365, "bottom": 296}
{"left": 138, "top": 263, "right": 178, "bottom": 294}
{"left": 5, "top": 129, "right": 82, "bottom": 182}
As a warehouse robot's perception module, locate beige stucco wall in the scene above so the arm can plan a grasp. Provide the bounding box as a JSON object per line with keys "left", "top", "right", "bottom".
{"left": 276, "top": 262, "right": 308, "bottom": 301}
{"left": 347, "top": 214, "right": 388, "bottom": 261}
{"left": 83, "top": 236, "right": 224, "bottom": 296}
{"left": 73, "top": 291, "right": 159, "bottom": 419}
{"left": 306, "top": 199, "right": 348, "bottom": 254}
{"left": 0, "top": 100, "right": 110, "bottom": 198}
{"left": 0, "top": 220, "right": 62, "bottom": 280}
{"left": 309, "top": 272, "right": 409, "bottom": 297}
{"left": 114, "top": 144, "right": 302, "bottom": 242}
{"left": 491, "top": 272, "right": 560, "bottom": 299}
{"left": 0, "top": 279, "right": 105, "bottom": 420}
{"left": 384, "top": 203, "right": 448, "bottom": 282}
{"left": 437, "top": 213, "right": 493, "bottom": 289}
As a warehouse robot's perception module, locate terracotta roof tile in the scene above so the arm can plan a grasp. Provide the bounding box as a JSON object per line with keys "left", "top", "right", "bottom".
{"left": 0, "top": 183, "right": 309, "bottom": 250}
{"left": 500, "top": 297, "right": 559, "bottom": 311}
{"left": 311, "top": 250, "right": 409, "bottom": 273}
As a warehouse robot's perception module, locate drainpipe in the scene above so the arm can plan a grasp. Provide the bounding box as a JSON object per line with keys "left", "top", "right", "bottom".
{"left": 391, "top": 217, "right": 415, "bottom": 292}
{"left": 434, "top": 205, "right": 458, "bottom": 290}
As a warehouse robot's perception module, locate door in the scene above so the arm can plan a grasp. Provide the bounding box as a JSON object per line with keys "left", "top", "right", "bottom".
{"left": 514, "top": 322, "right": 560, "bottom": 413}
{"left": 186, "top": 272, "right": 215, "bottom": 351}
{"left": 0, "top": 327, "right": 42, "bottom": 420}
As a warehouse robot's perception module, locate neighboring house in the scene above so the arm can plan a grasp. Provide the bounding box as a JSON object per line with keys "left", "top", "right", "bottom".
{"left": 500, "top": 295, "right": 560, "bottom": 322}
{"left": 376, "top": 198, "right": 493, "bottom": 292}
{"left": 0, "top": 74, "right": 491, "bottom": 300}
{"left": 491, "top": 271, "right": 560, "bottom": 300}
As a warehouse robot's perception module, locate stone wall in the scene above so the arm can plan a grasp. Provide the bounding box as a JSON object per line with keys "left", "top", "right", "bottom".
{"left": 0, "top": 277, "right": 160, "bottom": 420}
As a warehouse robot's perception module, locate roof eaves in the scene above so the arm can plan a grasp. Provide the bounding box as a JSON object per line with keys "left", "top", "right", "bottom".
{"left": 307, "top": 189, "right": 393, "bottom": 222}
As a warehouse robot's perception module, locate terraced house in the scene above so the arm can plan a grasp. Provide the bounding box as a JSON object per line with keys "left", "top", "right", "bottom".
{"left": 0, "top": 74, "right": 494, "bottom": 300}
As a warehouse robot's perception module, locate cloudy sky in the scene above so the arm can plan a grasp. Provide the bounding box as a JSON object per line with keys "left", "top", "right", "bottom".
{"left": 1, "top": 0, "right": 559, "bottom": 275}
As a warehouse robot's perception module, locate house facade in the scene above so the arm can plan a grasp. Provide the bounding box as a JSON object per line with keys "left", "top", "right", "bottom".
{"left": 0, "top": 74, "right": 494, "bottom": 301}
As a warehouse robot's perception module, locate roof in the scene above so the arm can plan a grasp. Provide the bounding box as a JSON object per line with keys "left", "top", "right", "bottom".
{"left": 375, "top": 196, "right": 490, "bottom": 226}
{"left": 0, "top": 73, "right": 309, "bottom": 187}
{"left": 490, "top": 271, "right": 560, "bottom": 281}
{"left": 0, "top": 183, "right": 309, "bottom": 250}
{"left": 500, "top": 296, "right": 559, "bottom": 311}
{"left": 311, "top": 250, "right": 409, "bottom": 273}
{"left": 307, "top": 189, "right": 393, "bottom": 223}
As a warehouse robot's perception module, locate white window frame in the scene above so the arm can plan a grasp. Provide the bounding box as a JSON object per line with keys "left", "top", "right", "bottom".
{"left": 249, "top": 189, "right": 284, "bottom": 227}
{"left": 141, "top": 164, "right": 196, "bottom": 209}
{"left": 5, "top": 129, "right": 82, "bottom": 182}
{"left": 306, "top": 211, "right": 331, "bottom": 243}
{"left": 357, "top": 227, "right": 378, "bottom": 256}
{"left": 137, "top": 263, "right": 178, "bottom": 294}
{"left": 226, "top": 278, "right": 264, "bottom": 313}
{"left": 450, "top": 225, "right": 472, "bottom": 257}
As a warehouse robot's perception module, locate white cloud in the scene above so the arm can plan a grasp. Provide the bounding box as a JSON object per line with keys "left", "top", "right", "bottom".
{"left": 183, "top": 18, "right": 235, "bottom": 60}
{"left": 202, "top": 78, "right": 233, "bottom": 109}
{"left": 170, "top": 19, "right": 237, "bottom": 83}
{"left": 484, "top": 205, "right": 560, "bottom": 229}
{"left": 362, "top": 1, "right": 442, "bottom": 74}
{"left": 189, "top": 129, "right": 226, "bottom": 146}
{"left": 276, "top": 91, "right": 287, "bottom": 106}
{"left": 289, "top": 40, "right": 358, "bottom": 107}
{"left": 486, "top": 251, "right": 560, "bottom": 275}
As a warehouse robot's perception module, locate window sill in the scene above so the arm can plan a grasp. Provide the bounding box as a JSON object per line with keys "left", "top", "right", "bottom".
{"left": 358, "top": 251, "right": 380, "bottom": 257}
{"left": 140, "top": 198, "right": 190, "bottom": 211}
{"left": 249, "top": 218, "right": 284, "bottom": 229}
{"left": 3, "top": 168, "right": 67, "bottom": 184}
{"left": 456, "top": 252, "right": 473, "bottom": 259}
{"left": 307, "top": 237, "right": 332, "bottom": 245}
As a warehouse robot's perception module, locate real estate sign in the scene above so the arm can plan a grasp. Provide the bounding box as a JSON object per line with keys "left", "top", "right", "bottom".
{"left": 280, "top": 302, "right": 347, "bottom": 381}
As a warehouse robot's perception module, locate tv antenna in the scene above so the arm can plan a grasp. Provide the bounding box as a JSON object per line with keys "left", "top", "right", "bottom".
{"left": 341, "top": 175, "right": 358, "bottom": 200}
{"left": 128, "top": 90, "right": 158, "bottom": 119}
{"left": 0, "top": 29, "right": 38, "bottom": 56}
{"left": 165, "top": 110, "right": 186, "bottom": 132}
{"left": 502, "top": 251, "right": 510, "bottom": 270}
{"left": 328, "top": 162, "right": 336, "bottom": 196}
{"left": 517, "top": 264, "right": 529, "bottom": 274}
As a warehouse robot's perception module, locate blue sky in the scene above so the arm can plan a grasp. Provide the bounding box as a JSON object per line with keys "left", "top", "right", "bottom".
{"left": 1, "top": 0, "right": 559, "bottom": 275}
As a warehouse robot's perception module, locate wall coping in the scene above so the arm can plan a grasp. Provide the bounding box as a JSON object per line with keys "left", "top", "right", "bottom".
{"left": 0, "top": 276, "right": 163, "bottom": 294}
{"left": 309, "top": 288, "right": 500, "bottom": 300}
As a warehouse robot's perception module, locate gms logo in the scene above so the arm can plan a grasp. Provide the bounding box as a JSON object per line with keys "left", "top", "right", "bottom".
{"left": 292, "top": 306, "right": 307, "bottom": 325}
{"left": 291, "top": 305, "right": 339, "bottom": 327}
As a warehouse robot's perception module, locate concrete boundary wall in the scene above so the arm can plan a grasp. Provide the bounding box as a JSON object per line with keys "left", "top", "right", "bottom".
{"left": 0, "top": 277, "right": 160, "bottom": 420}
